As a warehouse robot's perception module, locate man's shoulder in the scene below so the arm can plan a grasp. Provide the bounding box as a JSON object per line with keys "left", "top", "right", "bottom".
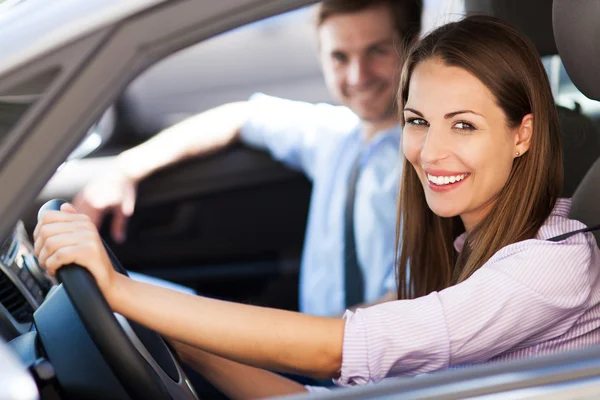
{"left": 248, "top": 93, "right": 361, "bottom": 137}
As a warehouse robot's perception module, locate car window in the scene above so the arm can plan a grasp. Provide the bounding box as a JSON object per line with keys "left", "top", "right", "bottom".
{"left": 122, "top": 5, "right": 325, "bottom": 138}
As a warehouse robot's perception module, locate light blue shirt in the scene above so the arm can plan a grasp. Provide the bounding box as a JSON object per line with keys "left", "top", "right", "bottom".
{"left": 241, "top": 94, "right": 402, "bottom": 316}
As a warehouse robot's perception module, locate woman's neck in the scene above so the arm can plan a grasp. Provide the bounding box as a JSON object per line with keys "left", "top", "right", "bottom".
{"left": 460, "top": 198, "right": 498, "bottom": 233}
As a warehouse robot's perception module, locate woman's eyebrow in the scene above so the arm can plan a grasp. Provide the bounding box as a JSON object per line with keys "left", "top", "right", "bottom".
{"left": 404, "top": 108, "right": 485, "bottom": 119}
{"left": 404, "top": 108, "right": 423, "bottom": 116}
{"left": 445, "top": 110, "right": 484, "bottom": 119}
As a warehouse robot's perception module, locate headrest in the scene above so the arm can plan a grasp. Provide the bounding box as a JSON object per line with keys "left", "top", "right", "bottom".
{"left": 464, "top": 0, "right": 557, "bottom": 57}
{"left": 556, "top": 106, "right": 600, "bottom": 198}
{"left": 553, "top": 0, "right": 600, "bottom": 101}
{"left": 570, "top": 157, "right": 600, "bottom": 247}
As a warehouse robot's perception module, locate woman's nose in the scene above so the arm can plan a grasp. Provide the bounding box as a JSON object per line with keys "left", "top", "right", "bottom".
{"left": 420, "top": 128, "right": 451, "bottom": 163}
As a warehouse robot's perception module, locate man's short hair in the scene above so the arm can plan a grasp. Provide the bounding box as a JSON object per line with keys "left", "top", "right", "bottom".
{"left": 316, "top": 0, "right": 423, "bottom": 46}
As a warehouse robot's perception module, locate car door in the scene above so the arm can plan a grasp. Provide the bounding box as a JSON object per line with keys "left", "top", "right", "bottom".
{"left": 21, "top": 6, "right": 330, "bottom": 309}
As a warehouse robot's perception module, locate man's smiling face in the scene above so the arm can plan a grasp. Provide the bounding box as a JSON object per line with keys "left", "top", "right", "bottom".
{"left": 318, "top": 4, "right": 400, "bottom": 126}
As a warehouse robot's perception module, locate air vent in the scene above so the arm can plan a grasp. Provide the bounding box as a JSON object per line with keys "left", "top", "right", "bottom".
{"left": 0, "top": 270, "right": 33, "bottom": 323}
{"left": 0, "top": 232, "right": 18, "bottom": 267}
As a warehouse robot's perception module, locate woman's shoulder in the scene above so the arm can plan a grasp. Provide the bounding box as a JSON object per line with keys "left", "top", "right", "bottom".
{"left": 534, "top": 198, "right": 589, "bottom": 241}
{"left": 488, "top": 199, "right": 597, "bottom": 267}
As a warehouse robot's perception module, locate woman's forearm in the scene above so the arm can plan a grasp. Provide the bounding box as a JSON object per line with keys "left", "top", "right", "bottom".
{"left": 110, "top": 275, "right": 345, "bottom": 379}
{"left": 171, "top": 340, "right": 308, "bottom": 400}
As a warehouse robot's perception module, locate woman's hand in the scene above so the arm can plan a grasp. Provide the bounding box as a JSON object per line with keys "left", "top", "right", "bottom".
{"left": 33, "top": 203, "right": 118, "bottom": 301}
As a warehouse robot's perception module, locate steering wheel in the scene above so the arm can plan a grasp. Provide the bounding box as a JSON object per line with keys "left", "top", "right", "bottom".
{"left": 38, "top": 199, "right": 198, "bottom": 400}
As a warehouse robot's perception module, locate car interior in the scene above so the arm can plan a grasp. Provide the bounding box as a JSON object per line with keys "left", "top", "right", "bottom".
{"left": 22, "top": 0, "right": 600, "bottom": 313}
{"left": 25, "top": 6, "right": 325, "bottom": 311}
{"left": 1, "top": 0, "right": 600, "bottom": 399}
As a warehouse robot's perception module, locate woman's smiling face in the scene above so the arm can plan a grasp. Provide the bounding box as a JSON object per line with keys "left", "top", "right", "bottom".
{"left": 402, "top": 58, "right": 532, "bottom": 232}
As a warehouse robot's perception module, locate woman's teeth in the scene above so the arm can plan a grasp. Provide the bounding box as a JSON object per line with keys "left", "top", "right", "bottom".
{"left": 427, "top": 173, "right": 468, "bottom": 186}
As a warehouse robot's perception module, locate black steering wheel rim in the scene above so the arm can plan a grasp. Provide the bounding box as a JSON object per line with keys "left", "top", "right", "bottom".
{"left": 58, "top": 266, "right": 172, "bottom": 399}
{"left": 39, "top": 199, "right": 195, "bottom": 400}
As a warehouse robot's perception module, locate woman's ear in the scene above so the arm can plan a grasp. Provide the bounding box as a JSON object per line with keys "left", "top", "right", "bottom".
{"left": 514, "top": 113, "right": 533, "bottom": 158}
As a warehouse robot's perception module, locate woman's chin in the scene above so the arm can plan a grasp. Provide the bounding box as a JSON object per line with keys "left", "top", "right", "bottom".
{"left": 427, "top": 202, "right": 462, "bottom": 219}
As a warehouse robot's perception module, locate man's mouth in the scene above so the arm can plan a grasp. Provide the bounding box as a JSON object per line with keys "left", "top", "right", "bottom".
{"left": 347, "top": 82, "right": 387, "bottom": 99}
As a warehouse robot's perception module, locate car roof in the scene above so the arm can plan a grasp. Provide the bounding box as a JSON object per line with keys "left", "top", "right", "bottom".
{"left": 0, "top": 0, "right": 167, "bottom": 76}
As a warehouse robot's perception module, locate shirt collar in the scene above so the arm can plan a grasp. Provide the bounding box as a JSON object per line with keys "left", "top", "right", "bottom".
{"left": 454, "top": 232, "right": 468, "bottom": 253}
{"left": 358, "top": 123, "right": 401, "bottom": 146}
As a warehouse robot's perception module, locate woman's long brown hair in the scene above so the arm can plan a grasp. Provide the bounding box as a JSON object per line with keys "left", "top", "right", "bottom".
{"left": 395, "top": 15, "right": 563, "bottom": 299}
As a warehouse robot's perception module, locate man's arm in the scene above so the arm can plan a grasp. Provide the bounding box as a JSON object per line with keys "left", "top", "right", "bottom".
{"left": 75, "top": 94, "right": 359, "bottom": 243}
{"left": 73, "top": 102, "right": 251, "bottom": 240}
{"left": 170, "top": 340, "right": 308, "bottom": 400}
{"left": 115, "top": 102, "right": 251, "bottom": 182}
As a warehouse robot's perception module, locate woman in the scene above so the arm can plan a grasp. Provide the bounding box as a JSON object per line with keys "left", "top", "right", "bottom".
{"left": 34, "top": 15, "right": 600, "bottom": 398}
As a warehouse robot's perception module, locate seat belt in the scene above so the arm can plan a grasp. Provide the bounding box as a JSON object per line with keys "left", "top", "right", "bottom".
{"left": 548, "top": 223, "right": 600, "bottom": 242}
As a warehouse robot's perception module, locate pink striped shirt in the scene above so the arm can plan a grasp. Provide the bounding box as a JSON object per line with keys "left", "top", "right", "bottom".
{"left": 336, "top": 198, "right": 600, "bottom": 386}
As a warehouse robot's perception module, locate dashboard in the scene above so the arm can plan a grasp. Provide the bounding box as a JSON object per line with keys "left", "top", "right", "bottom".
{"left": 0, "top": 222, "right": 54, "bottom": 340}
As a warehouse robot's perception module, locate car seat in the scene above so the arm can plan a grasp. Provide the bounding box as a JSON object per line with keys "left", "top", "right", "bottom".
{"left": 553, "top": 0, "right": 600, "bottom": 246}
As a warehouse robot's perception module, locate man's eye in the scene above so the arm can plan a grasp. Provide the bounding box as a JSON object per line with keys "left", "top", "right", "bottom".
{"left": 406, "top": 117, "right": 428, "bottom": 126}
{"left": 369, "top": 47, "right": 389, "bottom": 56}
{"left": 454, "top": 121, "right": 476, "bottom": 131}
{"left": 332, "top": 53, "right": 348, "bottom": 64}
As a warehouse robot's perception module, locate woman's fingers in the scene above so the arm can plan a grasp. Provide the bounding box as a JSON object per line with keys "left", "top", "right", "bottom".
{"left": 36, "top": 230, "right": 95, "bottom": 271}
{"left": 41, "top": 244, "right": 78, "bottom": 276}
{"left": 34, "top": 208, "right": 91, "bottom": 238}
{"left": 43, "top": 240, "right": 101, "bottom": 277}
{"left": 34, "top": 220, "right": 97, "bottom": 255}
{"left": 60, "top": 203, "right": 80, "bottom": 214}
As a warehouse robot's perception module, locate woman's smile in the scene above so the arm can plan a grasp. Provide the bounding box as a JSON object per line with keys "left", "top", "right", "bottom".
{"left": 424, "top": 170, "right": 471, "bottom": 193}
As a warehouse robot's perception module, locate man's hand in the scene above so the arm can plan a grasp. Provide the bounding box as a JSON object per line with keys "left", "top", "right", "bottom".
{"left": 72, "top": 167, "right": 137, "bottom": 243}
{"left": 71, "top": 101, "right": 249, "bottom": 243}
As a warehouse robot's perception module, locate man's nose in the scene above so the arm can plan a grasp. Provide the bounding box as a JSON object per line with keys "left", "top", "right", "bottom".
{"left": 347, "top": 58, "right": 371, "bottom": 86}
{"left": 420, "top": 127, "right": 451, "bottom": 163}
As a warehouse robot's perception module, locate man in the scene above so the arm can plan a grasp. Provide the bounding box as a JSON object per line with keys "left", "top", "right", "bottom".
{"left": 73, "top": 0, "right": 423, "bottom": 317}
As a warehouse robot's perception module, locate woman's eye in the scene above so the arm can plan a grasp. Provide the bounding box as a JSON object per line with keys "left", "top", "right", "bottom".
{"left": 454, "top": 121, "right": 476, "bottom": 131}
{"left": 406, "top": 117, "right": 428, "bottom": 127}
